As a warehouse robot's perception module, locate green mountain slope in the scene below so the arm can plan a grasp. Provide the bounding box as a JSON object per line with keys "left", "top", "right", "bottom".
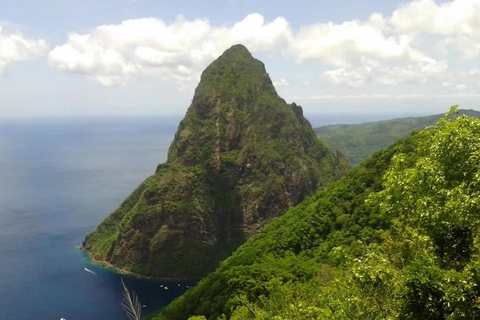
{"left": 83, "top": 44, "right": 348, "bottom": 280}
{"left": 154, "top": 108, "right": 480, "bottom": 320}
{"left": 315, "top": 109, "right": 480, "bottom": 165}
{"left": 154, "top": 114, "right": 418, "bottom": 320}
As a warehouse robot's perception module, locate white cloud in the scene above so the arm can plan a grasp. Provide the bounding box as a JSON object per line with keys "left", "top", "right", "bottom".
{"left": 440, "top": 36, "right": 480, "bottom": 60}
{"left": 48, "top": 14, "right": 291, "bottom": 87}
{"left": 46, "top": 0, "right": 480, "bottom": 98}
{"left": 288, "top": 14, "right": 424, "bottom": 68}
{"left": 322, "top": 68, "right": 369, "bottom": 88}
{"left": 273, "top": 78, "right": 290, "bottom": 87}
{"left": 390, "top": 0, "right": 480, "bottom": 35}
{"left": 441, "top": 81, "right": 466, "bottom": 90}
{"left": 321, "top": 57, "right": 447, "bottom": 87}
{"left": 0, "top": 25, "right": 48, "bottom": 74}
{"left": 225, "top": 14, "right": 292, "bottom": 51}
{"left": 390, "top": 0, "right": 480, "bottom": 60}
{"left": 469, "top": 69, "right": 480, "bottom": 76}
{"left": 293, "top": 0, "right": 480, "bottom": 89}
{"left": 294, "top": 92, "right": 480, "bottom": 101}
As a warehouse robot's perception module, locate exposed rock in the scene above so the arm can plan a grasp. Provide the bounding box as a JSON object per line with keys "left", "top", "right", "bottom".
{"left": 83, "top": 44, "right": 349, "bottom": 280}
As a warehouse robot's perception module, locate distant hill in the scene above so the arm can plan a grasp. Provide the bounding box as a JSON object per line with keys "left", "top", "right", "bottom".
{"left": 315, "top": 109, "right": 480, "bottom": 165}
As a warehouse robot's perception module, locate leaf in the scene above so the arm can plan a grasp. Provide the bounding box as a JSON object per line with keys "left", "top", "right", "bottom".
{"left": 121, "top": 279, "right": 142, "bottom": 320}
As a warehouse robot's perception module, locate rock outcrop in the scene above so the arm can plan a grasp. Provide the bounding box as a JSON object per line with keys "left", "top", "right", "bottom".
{"left": 83, "top": 44, "right": 349, "bottom": 280}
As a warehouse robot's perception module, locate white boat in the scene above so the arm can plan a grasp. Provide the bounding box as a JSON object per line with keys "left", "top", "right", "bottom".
{"left": 84, "top": 267, "right": 96, "bottom": 276}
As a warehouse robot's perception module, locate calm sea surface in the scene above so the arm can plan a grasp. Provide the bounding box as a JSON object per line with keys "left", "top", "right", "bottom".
{"left": 0, "top": 113, "right": 407, "bottom": 320}
{"left": 0, "top": 116, "right": 193, "bottom": 320}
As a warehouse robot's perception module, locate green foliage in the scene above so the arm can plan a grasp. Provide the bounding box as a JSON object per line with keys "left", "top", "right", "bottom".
{"left": 155, "top": 108, "right": 480, "bottom": 320}
{"left": 83, "top": 44, "right": 348, "bottom": 280}
{"left": 375, "top": 107, "right": 480, "bottom": 269}
{"left": 315, "top": 109, "right": 480, "bottom": 165}
{"left": 154, "top": 122, "right": 419, "bottom": 319}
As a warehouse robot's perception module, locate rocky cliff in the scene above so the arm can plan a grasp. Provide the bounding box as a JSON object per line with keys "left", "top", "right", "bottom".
{"left": 83, "top": 44, "right": 349, "bottom": 280}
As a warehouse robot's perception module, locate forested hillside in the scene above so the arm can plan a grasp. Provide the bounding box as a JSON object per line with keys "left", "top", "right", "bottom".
{"left": 151, "top": 107, "right": 480, "bottom": 320}
{"left": 315, "top": 109, "right": 480, "bottom": 165}
{"left": 83, "top": 45, "right": 347, "bottom": 280}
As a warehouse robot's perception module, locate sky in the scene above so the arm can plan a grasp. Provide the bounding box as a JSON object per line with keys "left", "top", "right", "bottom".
{"left": 1, "top": 0, "right": 480, "bottom": 118}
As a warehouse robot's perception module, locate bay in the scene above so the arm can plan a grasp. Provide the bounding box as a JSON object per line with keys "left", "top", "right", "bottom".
{"left": 0, "top": 116, "right": 191, "bottom": 320}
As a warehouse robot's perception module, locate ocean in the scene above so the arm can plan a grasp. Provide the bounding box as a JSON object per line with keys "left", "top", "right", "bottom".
{"left": 0, "top": 112, "right": 409, "bottom": 320}
{"left": 0, "top": 116, "right": 191, "bottom": 320}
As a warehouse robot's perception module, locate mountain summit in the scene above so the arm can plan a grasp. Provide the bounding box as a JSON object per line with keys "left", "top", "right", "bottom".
{"left": 83, "top": 44, "right": 349, "bottom": 280}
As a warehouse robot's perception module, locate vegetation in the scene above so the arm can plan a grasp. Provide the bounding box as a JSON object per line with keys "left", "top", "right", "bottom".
{"left": 315, "top": 109, "right": 480, "bottom": 165}
{"left": 121, "top": 279, "right": 142, "bottom": 320}
{"left": 151, "top": 107, "right": 480, "bottom": 320}
{"left": 83, "top": 44, "right": 348, "bottom": 280}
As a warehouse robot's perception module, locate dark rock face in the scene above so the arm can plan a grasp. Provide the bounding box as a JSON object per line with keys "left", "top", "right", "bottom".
{"left": 83, "top": 44, "right": 349, "bottom": 280}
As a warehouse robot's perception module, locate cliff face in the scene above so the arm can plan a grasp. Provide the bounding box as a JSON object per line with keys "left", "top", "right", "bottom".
{"left": 83, "top": 44, "right": 349, "bottom": 280}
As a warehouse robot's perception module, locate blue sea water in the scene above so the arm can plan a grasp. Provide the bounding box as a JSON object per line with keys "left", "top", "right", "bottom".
{"left": 0, "top": 116, "right": 191, "bottom": 320}
{"left": 0, "top": 112, "right": 409, "bottom": 320}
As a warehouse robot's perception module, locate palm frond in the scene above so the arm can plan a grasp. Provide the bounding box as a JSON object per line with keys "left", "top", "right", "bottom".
{"left": 121, "top": 279, "right": 142, "bottom": 320}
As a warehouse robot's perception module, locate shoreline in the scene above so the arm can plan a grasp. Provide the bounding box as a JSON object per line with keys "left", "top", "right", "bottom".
{"left": 81, "top": 246, "right": 189, "bottom": 282}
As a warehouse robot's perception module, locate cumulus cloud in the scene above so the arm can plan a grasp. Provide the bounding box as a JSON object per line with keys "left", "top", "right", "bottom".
{"left": 390, "top": 0, "right": 480, "bottom": 35}
{"left": 389, "top": 0, "right": 480, "bottom": 60}
{"left": 47, "top": 0, "right": 480, "bottom": 95}
{"left": 305, "top": 0, "right": 480, "bottom": 89}
{"left": 289, "top": 16, "right": 423, "bottom": 67}
{"left": 322, "top": 68, "right": 368, "bottom": 88}
{"left": 322, "top": 57, "right": 448, "bottom": 88}
{"left": 0, "top": 25, "right": 48, "bottom": 75}
{"left": 48, "top": 14, "right": 291, "bottom": 87}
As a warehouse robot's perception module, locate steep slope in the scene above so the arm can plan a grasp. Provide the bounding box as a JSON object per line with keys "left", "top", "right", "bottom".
{"left": 315, "top": 109, "right": 480, "bottom": 165}
{"left": 156, "top": 108, "right": 480, "bottom": 320}
{"left": 154, "top": 113, "right": 419, "bottom": 320}
{"left": 83, "top": 44, "right": 349, "bottom": 280}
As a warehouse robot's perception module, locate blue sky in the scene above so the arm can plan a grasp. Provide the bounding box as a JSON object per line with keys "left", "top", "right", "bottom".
{"left": 1, "top": 0, "right": 479, "bottom": 118}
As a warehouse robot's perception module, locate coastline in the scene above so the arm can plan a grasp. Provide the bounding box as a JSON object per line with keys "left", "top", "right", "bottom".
{"left": 80, "top": 246, "right": 189, "bottom": 282}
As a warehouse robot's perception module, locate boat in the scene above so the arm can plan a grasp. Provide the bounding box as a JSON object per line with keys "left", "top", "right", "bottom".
{"left": 84, "top": 267, "right": 96, "bottom": 276}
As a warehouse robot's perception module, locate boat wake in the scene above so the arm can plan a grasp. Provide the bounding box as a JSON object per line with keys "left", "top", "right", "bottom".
{"left": 84, "top": 267, "right": 97, "bottom": 276}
